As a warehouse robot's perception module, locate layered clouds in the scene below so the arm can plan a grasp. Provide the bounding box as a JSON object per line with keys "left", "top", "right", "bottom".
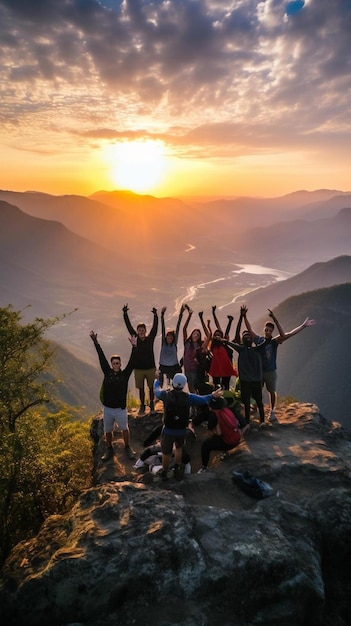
{"left": 1, "top": 0, "right": 351, "bottom": 194}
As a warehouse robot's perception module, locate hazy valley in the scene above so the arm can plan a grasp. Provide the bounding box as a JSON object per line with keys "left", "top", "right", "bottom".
{"left": 1, "top": 188, "right": 351, "bottom": 426}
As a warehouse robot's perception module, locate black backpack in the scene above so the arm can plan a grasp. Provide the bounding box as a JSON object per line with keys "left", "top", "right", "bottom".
{"left": 164, "top": 389, "right": 190, "bottom": 429}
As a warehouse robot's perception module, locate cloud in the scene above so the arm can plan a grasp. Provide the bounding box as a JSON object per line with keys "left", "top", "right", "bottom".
{"left": 0, "top": 0, "right": 351, "bottom": 160}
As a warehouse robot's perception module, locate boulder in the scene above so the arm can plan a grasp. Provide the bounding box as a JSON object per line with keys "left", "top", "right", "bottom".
{"left": 1, "top": 403, "right": 351, "bottom": 626}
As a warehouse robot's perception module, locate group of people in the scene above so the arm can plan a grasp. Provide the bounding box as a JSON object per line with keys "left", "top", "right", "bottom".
{"left": 90, "top": 303, "right": 315, "bottom": 474}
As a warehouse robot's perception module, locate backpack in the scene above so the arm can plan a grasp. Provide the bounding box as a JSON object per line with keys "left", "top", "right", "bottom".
{"left": 216, "top": 407, "right": 241, "bottom": 447}
{"left": 164, "top": 389, "right": 190, "bottom": 429}
{"left": 232, "top": 470, "right": 274, "bottom": 499}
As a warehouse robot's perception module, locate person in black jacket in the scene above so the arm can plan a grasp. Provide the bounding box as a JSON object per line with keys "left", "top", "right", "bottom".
{"left": 90, "top": 330, "right": 135, "bottom": 462}
{"left": 122, "top": 304, "right": 158, "bottom": 415}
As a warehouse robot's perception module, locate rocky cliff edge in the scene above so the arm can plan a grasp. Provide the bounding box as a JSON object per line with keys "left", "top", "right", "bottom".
{"left": 1, "top": 402, "right": 351, "bottom": 626}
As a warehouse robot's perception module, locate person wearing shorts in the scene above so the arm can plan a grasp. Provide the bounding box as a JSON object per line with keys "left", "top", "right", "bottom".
{"left": 90, "top": 330, "right": 136, "bottom": 462}
{"left": 244, "top": 308, "right": 315, "bottom": 421}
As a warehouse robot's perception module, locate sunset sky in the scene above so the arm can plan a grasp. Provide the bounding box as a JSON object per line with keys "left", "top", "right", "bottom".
{"left": 1, "top": 0, "right": 351, "bottom": 198}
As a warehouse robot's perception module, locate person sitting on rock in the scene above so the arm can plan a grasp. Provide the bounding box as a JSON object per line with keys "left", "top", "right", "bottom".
{"left": 154, "top": 372, "right": 223, "bottom": 481}
{"left": 197, "top": 396, "right": 246, "bottom": 473}
{"left": 90, "top": 330, "right": 136, "bottom": 462}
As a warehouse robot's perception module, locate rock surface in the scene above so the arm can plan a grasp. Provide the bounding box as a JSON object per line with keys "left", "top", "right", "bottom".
{"left": 1, "top": 402, "right": 351, "bottom": 626}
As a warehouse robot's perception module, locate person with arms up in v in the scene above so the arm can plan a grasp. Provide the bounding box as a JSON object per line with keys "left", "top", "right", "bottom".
{"left": 122, "top": 303, "right": 158, "bottom": 416}
{"left": 205, "top": 305, "right": 237, "bottom": 390}
{"left": 220, "top": 324, "right": 266, "bottom": 426}
{"left": 182, "top": 305, "right": 210, "bottom": 393}
{"left": 89, "top": 330, "right": 136, "bottom": 462}
{"left": 158, "top": 304, "right": 185, "bottom": 388}
{"left": 244, "top": 308, "right": 316, "bottom": 422}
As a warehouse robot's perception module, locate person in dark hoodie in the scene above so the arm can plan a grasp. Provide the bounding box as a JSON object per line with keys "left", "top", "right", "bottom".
{"left": 220, "top": 329, "right": 266, "bottom": 425}
{"left": 122, "top": 304, "right": 158, "bottom": 416}
{"left": 90, "top": 330, "right": 136, "bottom": 462}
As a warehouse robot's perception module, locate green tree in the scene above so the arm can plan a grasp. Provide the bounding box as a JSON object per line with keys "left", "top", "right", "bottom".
{"left": 0, "top": 305, "right": 58, "bottom": 433}
{"left": 0, "top": 306, "right": 92, "bottom": 565}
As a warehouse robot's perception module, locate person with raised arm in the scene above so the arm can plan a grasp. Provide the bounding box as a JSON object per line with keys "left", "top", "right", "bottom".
{"left": 158, "top": 305, "right": 185, "bottom": 388}
{"left": 244, "top": 308, "right": 316, "bottom": 422}
{"left": 182, "top": 304, "right": 208, "bottom": 393}
{"left": 122, "top": 303, "right": 158, "bottom": 416}
{"left": 89, "top": 330, "right": 136, "bottom": 462}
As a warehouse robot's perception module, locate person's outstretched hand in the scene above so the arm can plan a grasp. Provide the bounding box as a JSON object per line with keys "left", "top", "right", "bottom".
{"left": 122, "top": 303, "right": 129, "bottom": 313}
{"left": 89, "top": 330, "right": 98, "bottom": 343}
{"left": 304, "top": 317, "right": 316, "bottom": 327}
{"left": 212, "top": 386, "right": 223, "bottom": 398}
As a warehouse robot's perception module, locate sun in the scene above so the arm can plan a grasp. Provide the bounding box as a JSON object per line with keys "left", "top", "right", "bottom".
{"left": 104, "top": 140, "right": 167, "bottom": 194}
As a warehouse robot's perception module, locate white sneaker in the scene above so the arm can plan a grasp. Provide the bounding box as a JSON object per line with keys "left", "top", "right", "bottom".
{"left": 197, "top": 467, "right": 208, "bottom": 474}
{"left": 101, "top": 447, "right": 114, "bottom": 462}
{"left": 268, "top": 410, "right": 277, "bottom": 422}
{"left": 133, "top": 458, "right": 145, "bottom": 470}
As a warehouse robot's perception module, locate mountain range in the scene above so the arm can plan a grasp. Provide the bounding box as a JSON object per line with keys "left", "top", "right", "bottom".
{"left": 1, "top": 188, "right": 350, "bottom": 425}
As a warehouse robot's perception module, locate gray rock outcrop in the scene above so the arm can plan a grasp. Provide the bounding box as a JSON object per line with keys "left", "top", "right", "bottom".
{"left": 1, "top": 403, "right": 351, "bottom": 626}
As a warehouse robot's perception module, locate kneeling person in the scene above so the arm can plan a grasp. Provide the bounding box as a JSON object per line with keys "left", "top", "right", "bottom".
{"left": 154, "top": 373, "right": 222, "bottom": 481}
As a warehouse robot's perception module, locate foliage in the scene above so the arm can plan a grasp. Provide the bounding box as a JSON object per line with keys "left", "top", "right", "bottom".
{"left": 0, "top": 306, "right": 93, "bottom": 566}
{"left": 0, "top": 305, "right": 60, "bottom": 433}
{"left": 0, "top": 408, "right": 92, "bottom": 563}
{"left": 127, "top": 389, "right": 139, "bottom": 410}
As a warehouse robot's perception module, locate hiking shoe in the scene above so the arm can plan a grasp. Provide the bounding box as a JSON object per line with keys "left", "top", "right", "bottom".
{"left": 197, "top": 467, "right": 208, "bottom": 474}
{"left": 133, "top": 458, "right": 145, "bottom": 470}
{"left": 186, "top": 427, "right": 197, "bottom": 441}
{"left": 219, "top": 452, "right": 229, "bottom": 461}
{"left": 268, "top": 410, "right": 277, "bottom": 422}
{"left": 137, "top": 405, "right": 145, "bottom": 416}
{"left": 174, "top": 464, "right": 185, "bottom": 482}
{"left": 101, "top": 447, "right": 114, "bottom": 462}
{"left": 125, "top": 446, "right": 136, "bottom": 460}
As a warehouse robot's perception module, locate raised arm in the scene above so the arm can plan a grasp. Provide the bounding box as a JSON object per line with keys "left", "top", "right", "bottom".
{"left": 224, "top": 314, "right": 234, "bottom": 340}
{"left": 233, "top": 306, "right": 246, "bottom": 343}
{"left": 198, "top": 310, "right": 211, "bottom": 338}
{"left": 242, "top": 308, "right": 257, "bottom": 339}
{"left": 279, "top": 316, "right": 316, "bottom": 342}
{"left": 267, "top": 309, "right": 285, "bottom": 340}
{"left": 174, "top": 304, "right": 185, "bottom": 343}
{"left": 160, "top": 307, "right": 167, "bottom": 342}
{"left": 149, "top": 307, "right": 159, "bottom": 340}
{"left": 212, "top": 305, "right": 222, "bottom": 333}
{"left": 123, "top": 339, "right": 137, "bottom": 381}
{"left": 122, "top": 303, "right": 136, "bottom": 335}
{"left": 89, "top": 330, "right": 110, "bottom": 375}
{"left": 183, "top": 305, "right": 193, "bottom": 343}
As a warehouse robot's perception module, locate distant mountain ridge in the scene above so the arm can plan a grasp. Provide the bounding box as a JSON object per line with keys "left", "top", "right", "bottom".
{"left": 240, "top": 255, "right": 351, "bottom": 322}
{"left": 1, "top": 187, "right": 351, "bottom": 278}
{"left": 263, "top": 283, "right": 351, "bottom": 428}
{"left": 1, "top": 191, "right": 351, "bottom": 426}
